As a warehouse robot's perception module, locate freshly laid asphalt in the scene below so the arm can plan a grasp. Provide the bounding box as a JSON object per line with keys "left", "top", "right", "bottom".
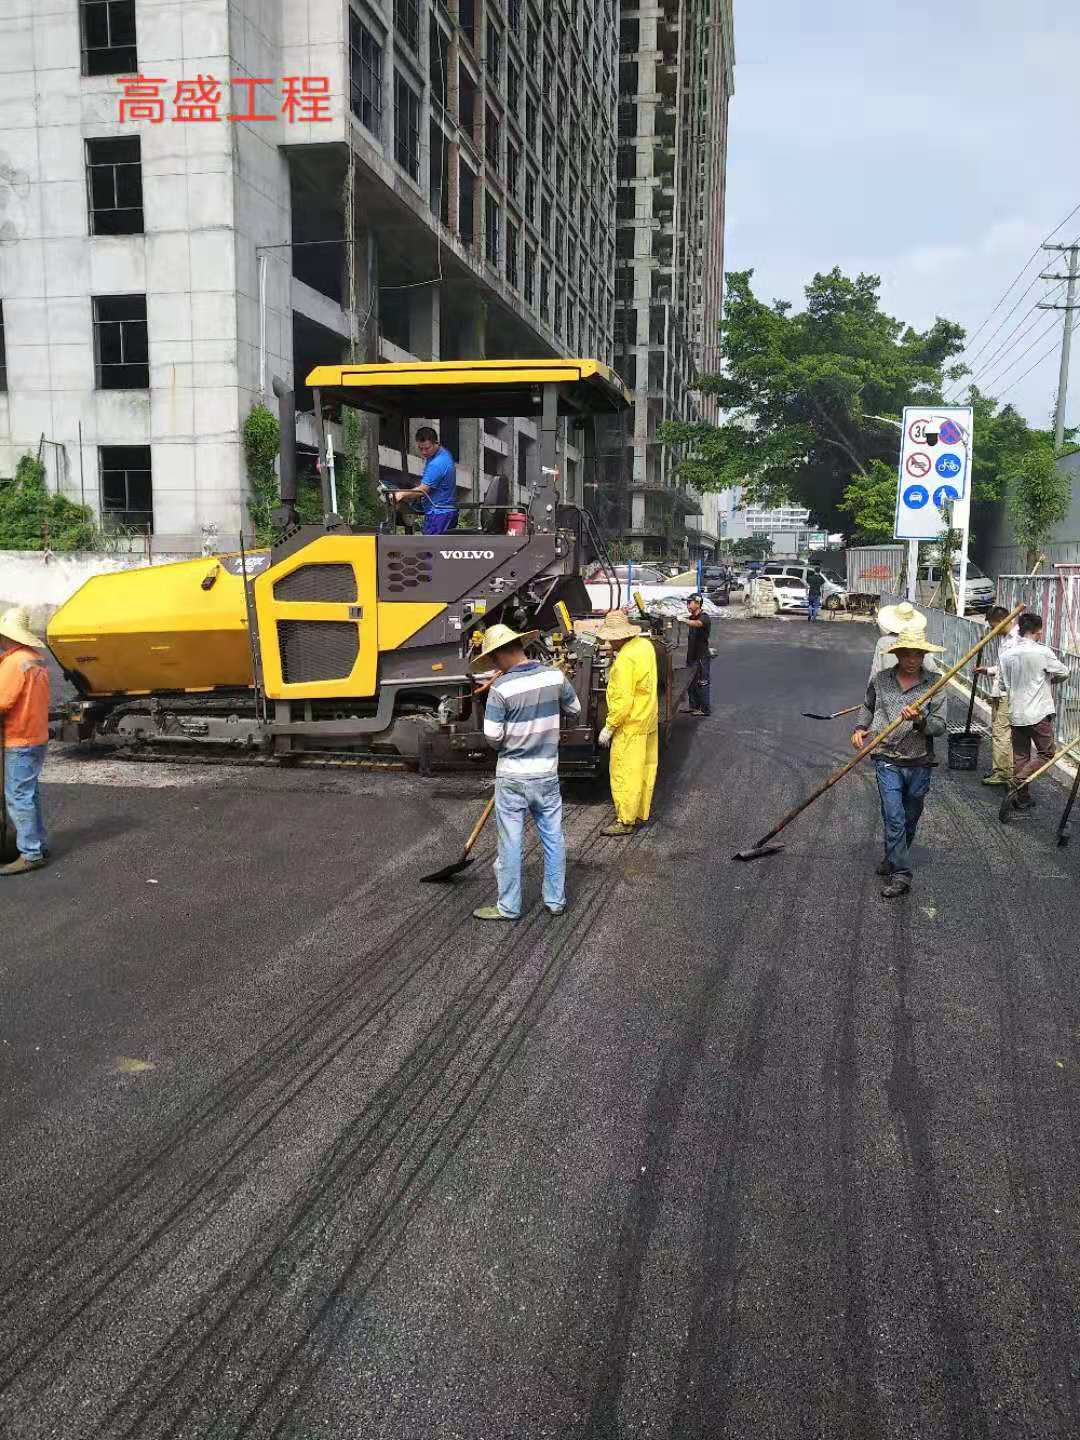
{"left": 3, "top": 617, "right": 1080, "bottom": 1440}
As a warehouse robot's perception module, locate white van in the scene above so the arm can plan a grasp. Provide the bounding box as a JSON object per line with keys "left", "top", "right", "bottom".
{"left": 917, "top": 560, "right": 995, "bottom": 612}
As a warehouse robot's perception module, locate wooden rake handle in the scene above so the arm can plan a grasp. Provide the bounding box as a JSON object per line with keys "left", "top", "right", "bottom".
{"left": 750, "top": 604, "right": 1027, "bottom": 850}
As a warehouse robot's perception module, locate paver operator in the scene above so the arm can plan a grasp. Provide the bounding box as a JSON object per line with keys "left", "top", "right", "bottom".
{"left": 0, "top": 606, "right": 51, "bottom": 876}
{"left": 391, "top": 426, "right": 459, "bottom": 535}
{"left": 852, "top": 627, "right": 947, "bottom": 899}
{"left": 597, "top": 609, "right": 659, "bottom": 837}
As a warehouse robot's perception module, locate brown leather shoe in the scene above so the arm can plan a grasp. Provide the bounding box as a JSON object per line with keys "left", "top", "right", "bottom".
{"left": 0, "top": 855, "right": 48, "bottom": 876}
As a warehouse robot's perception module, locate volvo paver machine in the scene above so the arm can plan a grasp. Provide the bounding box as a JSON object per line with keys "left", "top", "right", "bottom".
{"left": 49, "top": 359, "right": 690, "bottom": 772}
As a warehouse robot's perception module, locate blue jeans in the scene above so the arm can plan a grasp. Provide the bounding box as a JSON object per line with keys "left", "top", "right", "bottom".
{"left": 808, "top": 593, "right": 821, "bottom": 621}
{"left": 875, "top": 760, "right": 931, "bottom": 877}
{"left": 4, "top": 743, "right": 48, "bottom": 861}
{"left": 422, "top": 510, "right": 459, "bottom": 535}
{"left": 688, "top": 656, "right": 711, "bottom": 714}
{"left": 493, "top": 775, "right": 566, "bottom": 917}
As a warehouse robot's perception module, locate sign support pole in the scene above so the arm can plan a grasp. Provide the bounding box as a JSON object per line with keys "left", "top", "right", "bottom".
{"left": 955, "top": 491, "right": 971, "bottom": 618}
{"left": 906, "top": 540, "right": 919, "bottom": 602}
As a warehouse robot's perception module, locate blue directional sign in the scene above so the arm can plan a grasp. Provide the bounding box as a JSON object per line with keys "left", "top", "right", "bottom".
{"left": 936, "top": 453, "right": 962, "bottom": 479}
{"left": 903, "top": 484, "right": 929, "bottom": 509}
{"left": 933, "top": 484, "right": 960, "bottom": 509}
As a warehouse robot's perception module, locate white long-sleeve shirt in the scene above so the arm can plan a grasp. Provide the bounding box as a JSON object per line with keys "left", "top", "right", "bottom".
{"left": 999, "top": 638, "right": 1070, "bottom": 726}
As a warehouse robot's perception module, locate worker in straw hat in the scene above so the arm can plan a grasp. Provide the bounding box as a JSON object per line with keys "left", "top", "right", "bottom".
{"left": 471, "top": 622, "right": 582, "bottom": 922}
{"left": 852, "top": 626, "right": 947, "bottom": 899}
{"left": 596, "top": 609, "right": 659, "bottom": 836}
{"left": 0, "top": 606, "right": 51, "bottom": 875}
{"left": 870, "top": 599, "right": 938, "bottom": 681}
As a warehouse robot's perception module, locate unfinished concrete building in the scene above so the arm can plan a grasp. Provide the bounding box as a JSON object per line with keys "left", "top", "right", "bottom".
{"left": 0, "top": 0, "right": 619, "bottom": 549}
{"left": 614, "top": 0, "right": 735, "bottom": 561}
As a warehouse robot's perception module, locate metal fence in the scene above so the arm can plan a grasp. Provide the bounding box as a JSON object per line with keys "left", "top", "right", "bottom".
{"left": 878, "top": 592, "right": 1080, "bottom": 745}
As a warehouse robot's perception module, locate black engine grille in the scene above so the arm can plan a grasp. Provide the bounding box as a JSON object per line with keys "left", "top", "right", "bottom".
{"left": 278, "top": 621, "right": 358, "bottom": 684}
{"left": 273, "top": 563, "right": 357, "bottom": 603}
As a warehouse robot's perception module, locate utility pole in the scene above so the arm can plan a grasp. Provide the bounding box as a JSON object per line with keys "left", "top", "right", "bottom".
{"left": 1039, "top": 242, "right": 1080, "bottom": 451}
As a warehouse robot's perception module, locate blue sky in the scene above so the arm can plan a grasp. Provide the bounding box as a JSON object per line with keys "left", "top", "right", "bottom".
{"left": 724, "top": 0, "right": 1080, "bottom": 429}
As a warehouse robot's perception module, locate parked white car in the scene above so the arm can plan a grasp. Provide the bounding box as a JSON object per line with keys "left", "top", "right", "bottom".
{"left": 761, "top": 562, "right": 848, "bottom": 610}
{"left": 772, "top": 575, "right": 810, "bottom": 613}
{"left": 917, "top": 560, "right": 995, "bottom": 612}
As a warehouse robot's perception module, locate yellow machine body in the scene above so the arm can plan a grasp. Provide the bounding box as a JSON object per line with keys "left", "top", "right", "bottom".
{"left": 47, "top": 555, "right": 258, "bottom": 697}
{"left": 252, "top": 534, "right": 444, "bottom": 702}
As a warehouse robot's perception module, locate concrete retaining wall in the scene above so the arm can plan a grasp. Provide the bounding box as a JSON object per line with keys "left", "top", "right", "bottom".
{"left": 0, "top": 551, "right": 193, "bottom": 632}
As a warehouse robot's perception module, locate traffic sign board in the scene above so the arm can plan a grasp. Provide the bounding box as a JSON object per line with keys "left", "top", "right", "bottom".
{"left": 895, "top": 405, "right": 973, "bottom": 539}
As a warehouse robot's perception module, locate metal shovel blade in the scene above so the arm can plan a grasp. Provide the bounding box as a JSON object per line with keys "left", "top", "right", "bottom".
{"left": 732, "top": 841, "right": 785, "bottom": 862}
{"left": 420, "top": 855, "right": 476, "bottom": 884}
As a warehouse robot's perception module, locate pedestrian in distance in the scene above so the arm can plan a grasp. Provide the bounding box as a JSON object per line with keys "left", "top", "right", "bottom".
{"left": 0, "top": 606, "right": 51, "bottom": 876}
{"left": 596, "top": 610, "right": 659, "bottom": 836}
{"left": 685, "top": 593, "right": 712, "bottom": 716}
{"left": 391, "top": 426, "right": 459, "bottom": 535}
{"left": 806, "top": 572, "right": 823, "bottom": 623}
{"left": 869, "top": 600, "right": 939, "bottom": 681}
{"left": 472, "top": 623, "right": 581, "bottom": 922}
{"left": 976, "top": 604, "right": 1020, "bottom": 788}
{"left": 851, "top": 627, "right": 947, "bottom": 899}
{"left": 999, "top": 611, "right": 1070, "bottom": 814}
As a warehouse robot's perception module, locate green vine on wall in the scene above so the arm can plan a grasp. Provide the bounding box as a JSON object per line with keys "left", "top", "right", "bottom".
{"left": 0, "top": 453, "right": 97, "bottom": 552}
{"left": 242, "top": 402, "right": 281, "bottom": 545}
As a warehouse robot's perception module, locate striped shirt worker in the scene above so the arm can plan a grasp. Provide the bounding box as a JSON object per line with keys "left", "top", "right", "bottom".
{"left": 483, "top": 661, "right": 582, "bottom": 777}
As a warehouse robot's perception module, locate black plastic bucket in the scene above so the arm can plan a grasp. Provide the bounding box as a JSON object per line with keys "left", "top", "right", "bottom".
{"left": 947, "top": 729, "right": 983, "bottom": 770}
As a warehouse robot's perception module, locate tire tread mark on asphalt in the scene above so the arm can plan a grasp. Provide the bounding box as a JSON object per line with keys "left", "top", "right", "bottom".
{"left": 88, "top": 811, "right": 629, "bottom": 1440}
{"left": 884, "top": 897, "right": 991, "bottom": 1440}
{"left": 0, "top": 804, "right": 595, "bottom": 1413}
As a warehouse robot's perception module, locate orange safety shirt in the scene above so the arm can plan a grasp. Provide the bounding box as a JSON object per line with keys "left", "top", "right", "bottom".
{"left": 0, "top": 645, "right": 50, "bottom": 747}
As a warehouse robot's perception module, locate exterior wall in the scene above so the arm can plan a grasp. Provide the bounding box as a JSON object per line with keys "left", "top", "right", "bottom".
{"left": 0, "top": 0, "right": 618, "bottom": 550}
{"left": 614, "top": 0, "right": 734, "bottom": 560}
{"left": 977, "top": 452, "right": 1080, "bottom": 577}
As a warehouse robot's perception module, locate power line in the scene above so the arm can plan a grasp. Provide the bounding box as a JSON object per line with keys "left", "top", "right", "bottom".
{"left": 972, "top": 310, "right": 1064, "bottom": 395}
{"left": 946, "top": 278, "right": 1069, "bottom": 401}
{"left": 995, "top": 313, "right": 1080, "bottom": 404}
{"left": 953, "top": 199, "right": 1080, "bottom": 361}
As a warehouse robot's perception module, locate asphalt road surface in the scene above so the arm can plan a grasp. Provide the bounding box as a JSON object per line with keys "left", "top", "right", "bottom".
{"left": 3, "top": 618, "right": 1080, "bottom": 1440}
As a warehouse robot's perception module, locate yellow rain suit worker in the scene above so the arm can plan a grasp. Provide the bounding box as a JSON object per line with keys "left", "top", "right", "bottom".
{"left": 596, "top": 610, "right": 658, "bottom": 835}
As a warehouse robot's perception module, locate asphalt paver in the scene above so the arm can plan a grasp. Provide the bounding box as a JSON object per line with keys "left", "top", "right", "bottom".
{"left": 2, "top": 617, "right": 1079, "bottom": 1439}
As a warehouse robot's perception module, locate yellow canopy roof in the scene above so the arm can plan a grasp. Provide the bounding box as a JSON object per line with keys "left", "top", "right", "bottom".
{"left": 305, "top": 358, "right": 631, "bottom": 419}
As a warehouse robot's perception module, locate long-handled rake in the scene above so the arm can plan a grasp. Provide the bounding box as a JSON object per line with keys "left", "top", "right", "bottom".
{"left": 998, "top": 732, "right": 1080, "bottom": 824}
{"left": 1057, "top": 762, "right": 1080, "bottom": 847}
{"left": 733, "top": 605, "right": 1026, "bottom": 861}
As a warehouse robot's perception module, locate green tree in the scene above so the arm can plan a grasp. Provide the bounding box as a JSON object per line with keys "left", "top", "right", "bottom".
{"left": 1005, "top": 441, "right": 1072, "bottom": 569}
{"left": 836, "top": 459, "right": 898, "bottom": 542}
{"left": 659, "top": 268, "right": 966, "bottom": 536}
{"left": 0, "top": 454, "right": 97, "bottom": 551}
{"left": 242, "top": 403, "right": 281, "bottom": 545}
{"left": 731, "top": 534, "right": 773, "bottom": 560}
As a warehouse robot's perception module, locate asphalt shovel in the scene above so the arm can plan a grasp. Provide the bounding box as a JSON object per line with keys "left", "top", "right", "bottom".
{"left": 0, "top": 724, "right": 18, "bottom": 865}
{"left": 733, "top": 604, "right": 1026, "bottom": 861}
{"left": 801, "top": 703, "right": 862, "bottom": 721}
{"left": 420, "top": 795, "right": 496, "bottom": 883}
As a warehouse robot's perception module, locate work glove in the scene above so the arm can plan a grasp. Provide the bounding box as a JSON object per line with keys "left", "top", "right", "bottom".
{"left": 598, "top": 726, "right": 614, "bottom": 749}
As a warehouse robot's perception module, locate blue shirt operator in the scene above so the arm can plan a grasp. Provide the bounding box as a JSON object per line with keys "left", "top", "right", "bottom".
{"left": 392, "top": 427, "right": 459, "bottom": 535}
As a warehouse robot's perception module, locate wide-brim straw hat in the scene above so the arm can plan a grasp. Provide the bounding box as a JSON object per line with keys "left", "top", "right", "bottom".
{"left": 596, "top": 609, "right": 642, "bottom": 642}
{"left": 469, "top": 622, "right": 540, "bottom": 672}
{"left": 0, "top": 606, "right": 46, "bottom": 649}
{"left": 878, "top": 600, "right": 927, "bottom": 635}
{"left": 887, "top": 627, "right": 945, "bottom": 656}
